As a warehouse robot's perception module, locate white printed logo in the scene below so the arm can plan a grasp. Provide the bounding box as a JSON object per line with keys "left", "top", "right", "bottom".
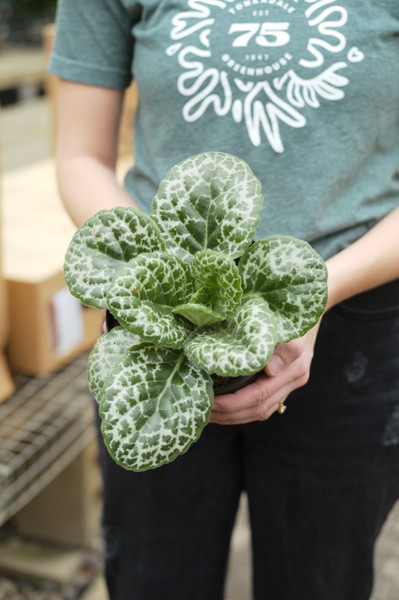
{"left": 166, "top": 0, "right": 364, "bottom": 153}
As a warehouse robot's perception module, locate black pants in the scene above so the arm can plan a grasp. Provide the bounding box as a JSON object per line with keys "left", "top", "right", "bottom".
{"left": 95, "top": 280, "right": 399, "bottom": 600}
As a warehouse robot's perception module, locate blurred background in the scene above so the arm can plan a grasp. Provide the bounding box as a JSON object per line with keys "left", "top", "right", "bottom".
{"left": 0, "top": 2, "right": 398, "bottom": 599}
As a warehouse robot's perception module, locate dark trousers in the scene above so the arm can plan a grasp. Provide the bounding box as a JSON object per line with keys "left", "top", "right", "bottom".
{"left": 96, "top": 279, "right": 399, "bottom": 600}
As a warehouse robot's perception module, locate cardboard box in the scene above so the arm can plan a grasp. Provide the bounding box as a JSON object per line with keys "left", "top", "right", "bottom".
{"left": 2, "top": 159, "right": 103, "bottom": 376}
{"left": 0, "top": 105, "right": 16, "bottom": 402}
{"left": 0, "top": 351, "right": 15, "bottom": 403}
{"left": 0, "top": 247, "right": 15, "bottom": 401}
{"left": 6, "top": 270, "right": 103, "bottom": 376}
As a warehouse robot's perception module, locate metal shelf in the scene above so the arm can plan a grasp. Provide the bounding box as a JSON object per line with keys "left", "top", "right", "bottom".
{"left": 0, "top": 354, "right": 96, "bottom": 527}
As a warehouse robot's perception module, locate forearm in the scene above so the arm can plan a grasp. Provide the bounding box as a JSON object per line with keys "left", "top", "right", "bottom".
{"left": 325, "top": 206, "right": 399, "bottom": 311}
{"left": 57, "top": 154, "right": 138, "bottom": 228}
{"left": 54, "top": 80, "right": 137, "bottom": 228}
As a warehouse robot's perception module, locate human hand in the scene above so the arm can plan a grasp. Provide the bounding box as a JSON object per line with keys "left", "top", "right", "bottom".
{"left": 209, "top": 322, "right": 321, "bottom": 425}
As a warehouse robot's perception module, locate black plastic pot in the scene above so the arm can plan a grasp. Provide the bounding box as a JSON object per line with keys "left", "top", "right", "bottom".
{"left": 105, "top": 310, "right": 120, "bottom": 332}
{"left": 212, "top": 371, "right": 261, "bottom": 395}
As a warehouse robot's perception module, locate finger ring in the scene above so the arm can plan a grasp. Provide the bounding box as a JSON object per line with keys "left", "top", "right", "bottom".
{"left": 277, "top": 402, "right": 287, "bottom": 414}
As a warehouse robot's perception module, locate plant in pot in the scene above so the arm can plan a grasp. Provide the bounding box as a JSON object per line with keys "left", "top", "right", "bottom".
{"left": 64, "top": 152, "right": 328, "bottom": 472}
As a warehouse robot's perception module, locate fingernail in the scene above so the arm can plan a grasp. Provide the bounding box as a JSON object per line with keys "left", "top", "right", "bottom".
{"left": 267, "top": 355, "right": 284, "bottom": 375}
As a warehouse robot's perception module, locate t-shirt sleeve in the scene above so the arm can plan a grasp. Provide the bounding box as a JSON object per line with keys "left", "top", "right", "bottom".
{"left": 49, "top": 0, "right": 137, "bottom": 90}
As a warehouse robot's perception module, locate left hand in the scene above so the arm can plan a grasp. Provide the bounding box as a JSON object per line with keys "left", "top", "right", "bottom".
{"left": 209, "top": 322, "right": 321, "bottom": 425}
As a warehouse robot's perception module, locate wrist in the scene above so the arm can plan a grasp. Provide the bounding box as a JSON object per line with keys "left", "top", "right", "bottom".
{"left": 324, "top": 252, "right": 369, "bottom": 313}
{"left": 324, "top": 207, "right": 399, "bottom": 313}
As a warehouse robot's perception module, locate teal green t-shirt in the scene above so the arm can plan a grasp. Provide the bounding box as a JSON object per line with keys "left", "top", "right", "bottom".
{"left": 49, "top": 0, "right": 399, "bottom": 259}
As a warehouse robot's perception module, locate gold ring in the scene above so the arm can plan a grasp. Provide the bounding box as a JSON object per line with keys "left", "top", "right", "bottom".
{"left": 277, "top": 402, "right": 287, "bottom": 414}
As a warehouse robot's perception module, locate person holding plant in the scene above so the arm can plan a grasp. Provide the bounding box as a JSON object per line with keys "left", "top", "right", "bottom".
{"left": 49, "top": 1, "right": 399, "bottom": 599}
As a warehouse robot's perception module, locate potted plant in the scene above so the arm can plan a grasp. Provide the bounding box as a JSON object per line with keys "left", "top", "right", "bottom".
{"left": 64, "top": 152, "right": 328, "bottom": 472}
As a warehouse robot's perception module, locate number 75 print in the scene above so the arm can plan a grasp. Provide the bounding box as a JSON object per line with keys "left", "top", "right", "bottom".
{"left": 228, "top": 22, "right": 290, "bottom": 47}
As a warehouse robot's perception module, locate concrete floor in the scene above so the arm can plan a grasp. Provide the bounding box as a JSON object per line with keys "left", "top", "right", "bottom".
{"left": 2, "top": 96, "right": 399, "bottom": 600}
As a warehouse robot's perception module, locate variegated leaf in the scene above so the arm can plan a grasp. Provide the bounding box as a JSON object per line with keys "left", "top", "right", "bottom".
{"left": 106, "top": 251, "right": 195, "bottom": 348}
{"left": 185, "top": 296, "right": 277, "bottom": 377}
{"left": 173, "top": 251, "right": 242, "bottom": 326}
{"left": 239, "top": 237, "right": 328, "bottom": 342}
{"left": 190, "top": 249, "right": 242, "bottom": 317}
{"left": 64, "top": 207, "right": 165, "bottom": 309}
{"left": 88, "top": 327, "right": 147, "bottom": 403}
{"left": 173, "top": 286, "right": 222, "bottom": 326}
{"left": 173, "top": 303, "right": 224, "bottom": 327}
{"left": 100, "top": 347, "right": 213, "bottom": 471}
{"left": 151, "top": 152, "right": 263, "bottom": 261}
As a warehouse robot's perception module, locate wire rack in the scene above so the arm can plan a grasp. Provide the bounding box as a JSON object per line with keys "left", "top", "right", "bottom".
{"left": 0, "top": 353, "right": 96, "bottom": 527}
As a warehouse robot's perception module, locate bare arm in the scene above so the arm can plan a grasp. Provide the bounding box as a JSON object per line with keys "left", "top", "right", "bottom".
{"left": 211, "top": 205, "right": 399, "bottom": 424}
{"left": 325, "top": 205, "right": 399, "bottom": 310}
{"left": 55, "top": 79, "right": 137, "bottom": 228}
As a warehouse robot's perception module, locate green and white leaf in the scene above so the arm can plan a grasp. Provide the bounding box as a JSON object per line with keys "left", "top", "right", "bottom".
{"left": 151, "top": 152, "right": 263, "bottom": 261}
{"left": 185, "top": 296, "right": 277, "bottom": 377}
{"left": 100, "top": 347, "right": 213, "bottom": 471}
{"left": 190, "top": 250, "right": 242, "bottom": 317}
{"left": 239, "top": 236, "right": 328, "bottom": 342}
{"left": 173, "top": 286, "right": 220, "bottom": 326}
{"left": 88, "top": 327, "right": 147, "bottom": 403}
{"left": 173, "top": 251, "right": 243, "bottom": 326}
{"left": 173, "top": 303, "right": 224, "bottom": 327}
{"left": 107, "top": 251, "right": 195, "bottom": 348}
{"left": 64, "top": 207, "right": 165, "bottom": 309}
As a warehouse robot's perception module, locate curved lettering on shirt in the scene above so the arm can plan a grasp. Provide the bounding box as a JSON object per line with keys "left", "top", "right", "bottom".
{"left": 166, "top": 0, "right": 364, "bottom": 153}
